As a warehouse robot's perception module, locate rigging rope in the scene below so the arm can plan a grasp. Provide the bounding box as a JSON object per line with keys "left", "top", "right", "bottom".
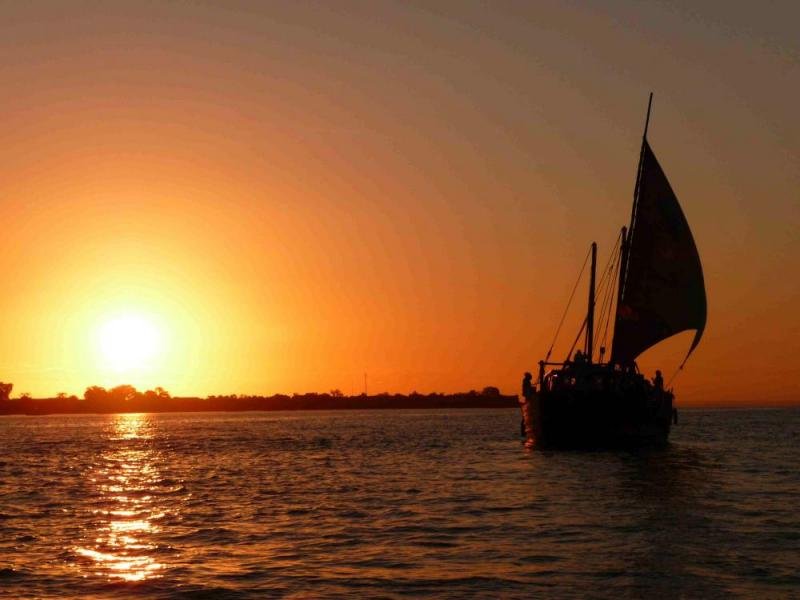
{"left": 548, "top": 230, "right": 624, "bottom": 365}
{"left": 596, "top": 233, "right": 623, "bottom": 360}
{"left": 593, "top": 252, "right": 614, "bottom": 356}
{"left": 594, "top": 272, "right": 614, "bottom": 360}
{"left": 598, "top": 246, "right": 621, "bottom": 357}
{"left": 583, "top": 230, "right": 622, "bottom": 362}
{"left": 544, "top": 246, "right": 591, "bottom": 363}
{"left": 666, "top": 367, "right": 681, "bottom": 389}
{"left": 565, "top": 317, "right": 587, "bottom": 363}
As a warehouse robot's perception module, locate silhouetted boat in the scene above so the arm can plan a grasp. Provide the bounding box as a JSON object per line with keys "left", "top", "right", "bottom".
{"left": 521, "top": 95, "right": 706, "bottom": 449}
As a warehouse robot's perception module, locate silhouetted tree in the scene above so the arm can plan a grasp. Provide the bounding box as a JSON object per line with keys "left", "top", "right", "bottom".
{"left": 0, "top": 382, "right": 12, "bottom": 401}
{"left": 330, "top": 389, "right": 343, "bottom": 397}
{"left": 56, "top": 392, "right": 68, "bottom": 400}
{"left": 481, "top": 386, "right": 500, "bottom": 397}
{"left": 84, "top": 386, "right": 108, "bottom": 402}
{"left": 110, "top": 385, "right": 138, "bottom": 403}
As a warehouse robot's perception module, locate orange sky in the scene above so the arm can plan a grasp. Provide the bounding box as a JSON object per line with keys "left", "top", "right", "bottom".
{"left": 0, "top": 2, "right": 797, "bottom": 406}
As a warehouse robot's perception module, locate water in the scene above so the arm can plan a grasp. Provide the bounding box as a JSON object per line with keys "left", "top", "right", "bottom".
{"left": 1, "top": 408, "right": 798, "bottom": 599}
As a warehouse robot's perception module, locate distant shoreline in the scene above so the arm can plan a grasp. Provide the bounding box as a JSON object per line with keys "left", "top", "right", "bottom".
{"left": 0, "top": 392, "right": 519, "bottom": 416}
{"left": 1, "top": 394, "right": 796, "bottom": 416}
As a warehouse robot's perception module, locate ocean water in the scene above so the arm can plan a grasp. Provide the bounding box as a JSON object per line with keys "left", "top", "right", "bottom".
{"left": 0, "top": 408, "right": 798, "bottom": 599}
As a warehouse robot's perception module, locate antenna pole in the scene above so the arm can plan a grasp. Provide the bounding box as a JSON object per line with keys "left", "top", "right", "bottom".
{"left": 586, "top": 242, "right": 597, "bottom": 362}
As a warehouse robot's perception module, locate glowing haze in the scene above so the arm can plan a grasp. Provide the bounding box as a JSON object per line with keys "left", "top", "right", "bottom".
{"left": 0, "top": 2, "right": 797, "bottom": 406}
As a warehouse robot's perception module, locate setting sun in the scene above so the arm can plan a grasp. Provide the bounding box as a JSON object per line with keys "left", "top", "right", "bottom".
{"left": 95, "top": 314, "right": 164, "bottom": 374}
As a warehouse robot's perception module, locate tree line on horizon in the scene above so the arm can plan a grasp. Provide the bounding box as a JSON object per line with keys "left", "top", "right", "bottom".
{"left": 0, "top": 382, "right": 171, "bottom": 403}
{"left": 0, "top": 382, "right": 505, "bottom": 402}
{"left": 0, "top": 381, "right": 514, "bottom": 414}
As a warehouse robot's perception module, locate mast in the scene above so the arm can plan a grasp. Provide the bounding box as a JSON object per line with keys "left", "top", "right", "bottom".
{"left": 627, "top": 93, "right": 653, "bottom": 250}
{"left": 586, "top": 241, "right": 597, "bottom": 363}
{"left": 614, "top": 93, "right": 653, "bottom": 358}
{"left": 616, "top": 224, "right": 628, "bottom": 326}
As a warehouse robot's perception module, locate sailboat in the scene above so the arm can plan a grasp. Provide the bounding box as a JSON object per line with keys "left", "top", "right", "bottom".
{"left": 520, "top": 95, "right": 706, "bottom": 449}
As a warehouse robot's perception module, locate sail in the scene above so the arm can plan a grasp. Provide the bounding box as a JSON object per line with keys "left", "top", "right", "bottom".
{"left": 611, "top": 140, "right": 706, "bottom": 365}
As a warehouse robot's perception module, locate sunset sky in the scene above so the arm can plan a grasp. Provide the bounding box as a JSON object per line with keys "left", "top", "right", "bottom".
{"left": 0, "top": 1, "right": 797, "bottom": 406}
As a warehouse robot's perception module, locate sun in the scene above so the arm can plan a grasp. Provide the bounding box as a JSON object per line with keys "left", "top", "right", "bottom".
{"left": 96, "top": 313, "right": 164, "bottom": 373}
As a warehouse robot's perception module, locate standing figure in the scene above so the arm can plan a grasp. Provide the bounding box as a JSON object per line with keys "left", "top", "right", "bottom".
{"left": 653, "top": 369, "right": 664, "bottom": 391}
{"left": 520, "top": 372, "right": 535, "bottom": 437}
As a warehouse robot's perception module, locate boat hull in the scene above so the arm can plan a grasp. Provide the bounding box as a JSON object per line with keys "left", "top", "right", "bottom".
{"left": 521, "top": 387, "right": 673, "bottom": 449}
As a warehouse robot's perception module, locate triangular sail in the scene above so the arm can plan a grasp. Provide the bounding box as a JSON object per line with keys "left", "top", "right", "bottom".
{"left": 611, "top": 140, "right": 706, "bottom": 365}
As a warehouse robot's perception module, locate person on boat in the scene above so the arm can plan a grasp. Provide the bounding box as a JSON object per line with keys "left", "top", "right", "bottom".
{"left": 576, "top": 349, "right": 592, "bottom": 372}
{"left": 653, "top": 370, "right": 664, "bottom": 391}
{"left": 522, "top": 372, "right": 534, "bottom": 399}
{"left": 572, "top": 351, "right": 589, "bottom": 386}
{"left": 520, "top": 372, "right": 534, "bottom": 436}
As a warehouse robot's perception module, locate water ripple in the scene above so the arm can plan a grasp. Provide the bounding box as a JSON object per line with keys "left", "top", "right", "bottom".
{"left": 0, "top": 409, "right": 798, "bottom": 598}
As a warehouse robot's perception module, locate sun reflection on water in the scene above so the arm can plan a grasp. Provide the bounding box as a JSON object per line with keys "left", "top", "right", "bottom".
{"left": 74, "top": 414, "right": 168, "bottom": 582}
